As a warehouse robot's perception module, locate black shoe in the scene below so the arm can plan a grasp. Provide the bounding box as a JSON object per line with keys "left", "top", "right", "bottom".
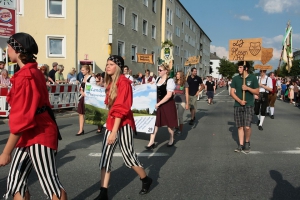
{"left": 244, "top": 142, "right": 251, "bottom": 153}
{"left": 167, "top": 140, "right": 174, "bottom": 147}
{"left": 257, "top": 120, "right": 260, "bottom": 126}
{"left": 270, "top": 115, "right": 274, "bottom": 119}
{"left": 94, "top": 187, "right": 108, "bottom": 200}
{"left": 234, "top": 145, "right": 244, "bottom": 152}
{"left": 145, "top": 143, "right": 155, "bottom": 150}
{"left": 76, "top": 130, "right": 84, "bottom": 136}
{"left": 189, "top": 118, "right": 194, "bottom": 125}
{"left": 258, "top": 126, "right": 263, "bottom": 131}
{"left": 139, "top": 176, "right": 152, "bottom": 195}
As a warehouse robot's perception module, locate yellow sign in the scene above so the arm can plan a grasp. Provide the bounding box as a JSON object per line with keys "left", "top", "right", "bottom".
{"left": 229, "top": 38, "right": 262, "bottom": 61}
{"left": 254, "top": 65, "right": 272, "bottom": 70}
{"left": 137, "top": 54, "right": 154, "bottom": 64}
{"left": 184, "top": 56, "right": 200, "bottom": 66}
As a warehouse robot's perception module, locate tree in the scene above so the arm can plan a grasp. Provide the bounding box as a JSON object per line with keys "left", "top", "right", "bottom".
{"left": 278, "top": 59, "right": 300, "bottom": 77}
{"left": 217, "top": 58, "right": 236, "bottom": 79}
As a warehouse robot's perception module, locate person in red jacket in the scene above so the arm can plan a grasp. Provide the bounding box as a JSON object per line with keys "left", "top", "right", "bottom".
{"left": 0, "top": 33, "right": 67, "bottom": 200}
{"left": 94, "top": 55, "right": 152, "bottom": 200}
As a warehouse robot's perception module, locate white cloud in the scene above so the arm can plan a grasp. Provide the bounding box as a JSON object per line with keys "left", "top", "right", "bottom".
{"left": 239, "top": 15, "right": 252, "bottom": 21}
{"left": 256, "top": 0, "right": 299, "bottom": 13}
{"left": 210, "top": 45, "right": 229, "bottom": 59}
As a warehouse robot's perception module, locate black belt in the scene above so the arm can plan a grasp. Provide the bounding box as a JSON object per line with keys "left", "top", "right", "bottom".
{"left": 35, "top": 106, "right": 47, "bottom": 115}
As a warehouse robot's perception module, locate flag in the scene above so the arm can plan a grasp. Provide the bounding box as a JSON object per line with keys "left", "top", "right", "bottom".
{"left": 282, "top": 26, "right": 293, "bottom": 72}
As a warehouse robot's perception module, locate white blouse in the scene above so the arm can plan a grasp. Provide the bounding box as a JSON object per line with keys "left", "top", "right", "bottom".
{"left": 156, "top": 78, "right": 176, "bottom": 92}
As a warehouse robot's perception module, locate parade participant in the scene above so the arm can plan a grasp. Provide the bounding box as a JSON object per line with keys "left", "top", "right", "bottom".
{"left": 254, "top": 70, "right": 272, "bottom": 131}
{"left": 266, "top": 72, "right": 277, "bottom": 119}
{"left": 123, "top": 65, "right": 134, "bottom": 82}
{"left": 174, "top": 71, "right": 189, "bottom": 135}
{"left": 288, "top": 81, "right": 295, "bottom": 104}
{"left": 276, "top": 77, "right": 282, "bottom": 98}
{"left": 0, "top": 69, "right": 11, "bottom": 87}
{"left": 0, "top": 32, "right": 67, "bottom": 200}
{"left": 205, "top": 76, "right": 216, "bottom": 105}
{"left": 95, "top": 72, "right": 105, "bottom": 133}
{"left": 231, "top": 61, "right": 259, "bottom": 153}
{"left": 48, "top": 62, "right": 58, "bottom": 84}
{"left": 94, "top": 55, "right": 152, "bottom": 200}
{"left": 76, "top": 65, "right": 96, "bottom": 136}
{"left": 146, "top": 63, "right": 178, "bottom": 148}
{"left": 0, "top": 61, "right": 5, "bottom": 73}
{"left": 187, "top": 67, "right": 204, "bottom": 125}
{"left": 228, "top": 78, "right": 232, "bottom": 95}
{"left": 142, "top": 69, "right": 155, "bottom": 84}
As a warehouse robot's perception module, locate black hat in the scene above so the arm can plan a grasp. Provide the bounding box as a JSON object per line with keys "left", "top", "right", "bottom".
{"left": 7, "top": 32, "right": 38, "bottom": 55}
{"left": 107, "top": 55, "right": 124, "bottom": 69}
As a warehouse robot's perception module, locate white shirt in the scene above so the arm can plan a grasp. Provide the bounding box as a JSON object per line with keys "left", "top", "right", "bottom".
{"left": 156, "top": 78, "right": 176, "bottom": 92}
{"left": 125, "top": 74, "right": 134, "bottom": 82}
{"left": 257, "top": 76, "right": 273, "bottom": 93}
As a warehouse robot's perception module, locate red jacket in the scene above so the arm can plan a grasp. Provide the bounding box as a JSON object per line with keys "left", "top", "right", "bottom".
{"left": 7, "top": 62, "right": 58, "bottom": 150}
{"left": 105, "top": 75, "right": 136, "bottom": 131}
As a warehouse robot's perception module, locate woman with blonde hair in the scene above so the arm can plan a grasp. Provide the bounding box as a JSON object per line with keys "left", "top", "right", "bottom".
{"left": 173, "top": 71, "right": 189, "bottom": 135}
{"left": 146, "top": 63, "right": 178, "bottom": 149}
{"left": 67, "top": 67, "right": 77, "bottom": 84}
{"left": 76, "top": 65, "right": 96, "bottom": 136}
{"left": 94, "top": 55, "right": 152, "bottom": 199}
{"left": 55, "top": 65, "right": 67, "bottom": 84}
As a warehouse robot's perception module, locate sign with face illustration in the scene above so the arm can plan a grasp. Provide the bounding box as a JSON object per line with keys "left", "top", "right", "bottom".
{"left": 229, "top": 38, "right": 262, "bottom": 61}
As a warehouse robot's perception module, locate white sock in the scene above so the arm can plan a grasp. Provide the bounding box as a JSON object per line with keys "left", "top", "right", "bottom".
{"left": 259, "top": 116, "right": 265, "bottom": 126}
{"left": 270, "top": 107, "right": 274, "bottom": 115}
{"left": 266, "top": 106, "right": 270, "bottom": 113}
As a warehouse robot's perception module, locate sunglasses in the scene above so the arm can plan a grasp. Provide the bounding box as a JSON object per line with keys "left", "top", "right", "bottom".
{"left": 158, "top": 69, "right": 164, "bottom": 72}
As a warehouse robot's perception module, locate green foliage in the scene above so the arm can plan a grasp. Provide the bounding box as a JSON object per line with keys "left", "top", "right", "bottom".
{"left": 277, "top": 59, "right": 300, "bottom": 77}
{"left": 161, "top": 40, "right": 174, "bottom": 47}
{"left": 85, "top": 104, "right": 108, "bottom": 125}
{"left": 217, "top": 59, "right": 255, "bottom": 79}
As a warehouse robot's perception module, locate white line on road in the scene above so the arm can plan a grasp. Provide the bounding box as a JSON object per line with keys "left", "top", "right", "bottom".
{"left": 89, "top": 152, "right": 169, "bottom": 157}
{"left": 248, "top": 149, "right": 300, "bottom": 154}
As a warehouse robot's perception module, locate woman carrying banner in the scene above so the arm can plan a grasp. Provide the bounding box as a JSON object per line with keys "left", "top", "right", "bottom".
{"left": 0, "top": 32, "right": 67, "bottom": 200}
{"left": 76, "top": 65, "right": 96, "bottom": 136}
{"left": 146, "top": 63, "right": 178, "bottom": 149}
{"left": 173, "top": 71, "right": 189, "bottom": 135}
{"left": 94, "top": 55, "right": 152, "bottom": 200}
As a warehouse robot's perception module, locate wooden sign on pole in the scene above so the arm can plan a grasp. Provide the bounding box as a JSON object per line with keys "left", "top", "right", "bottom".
{"left": 137, "top": 54, "right": 154, "bottom": 64}
{"left": 261, "top": 48, "right": 273, "bottom": 65}
{"left": 229, "top": 38, "right": 263, "bottom": 61}
{"left": 254, "top": 65, "right": 273, "bottom": 70}
{"left": 184, "top": 56, "right": 200, "bottom": 66}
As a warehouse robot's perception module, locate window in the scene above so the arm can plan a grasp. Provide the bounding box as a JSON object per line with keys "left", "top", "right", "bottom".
{"left": 117, "top": 41, "right": 125, "bottom": 56}
{"left": 166, "top": 8, "right": 173, "bottom": 25}
{"left": 143, "top": 48, "right": 147, "bottom": 54}
{"left": 166, "top": 31, "right": 172, "bottom": 41}
{"left": 143, "top": 20, "right": 148, "bottom": 35}
{"left": 47, "top": 36, "right": 66, "bottom": 58}
{"left": 176, "top": 26, "right": 180, "bottom": 37}
{"left": 47, "top": 0, "right": 65, "bottom": 17}
{"left": 118, "top": 5, "right": 125, "bottom": 25}
{"left": 152, "top": 0, "right": 156, "bottom": 13}
{"left": 152, "top": 51, "right": 155, "bottom": 64}
{"left": 143, "top": 0, "right": 148, "bottom": 7}
{"left": 131, "top": 45, "right": 137, "bottom": 61}
{"left": 175, "top": 6, "right": 181, "bottom": 18}
{"left": 151, "top": 25, "right": 156, "bottom": 39}
{"left": 132, "top": 13, "right": 138, "bottom": 30}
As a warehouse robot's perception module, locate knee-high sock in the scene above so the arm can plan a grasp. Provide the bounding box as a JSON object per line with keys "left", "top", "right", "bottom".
{"left": 259, "top": 116, "right": 265, "bottom": 126}
{"left": 270, "top": 107, "right": 274, "bottom": 115}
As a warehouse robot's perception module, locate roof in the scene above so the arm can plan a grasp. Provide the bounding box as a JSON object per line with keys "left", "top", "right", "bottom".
{"left": 210, "top": 52, "right": 221, "bottom": 60}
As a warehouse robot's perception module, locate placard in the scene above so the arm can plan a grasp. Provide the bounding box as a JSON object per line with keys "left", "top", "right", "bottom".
{"left": 184, "top": 56, "right": 200, "bottom": 66}
{"left": 137, "top": 53, "right": 154, "bottom": 64}
{"left": 254, "top": 65, "right": 272, "bottom": 70}
{"left": 261, "top": 48, "right": 273, "bottom": 65}
{"left": 229, "top": 38, "right": 262, "bottom": 61}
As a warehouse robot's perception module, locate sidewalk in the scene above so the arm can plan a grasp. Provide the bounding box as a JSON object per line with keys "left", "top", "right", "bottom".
{"left": 0, "top": 109, "right": 78, "bottom": 124}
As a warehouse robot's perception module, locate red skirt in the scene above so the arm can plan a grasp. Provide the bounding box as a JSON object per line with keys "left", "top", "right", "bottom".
{"left": 155, "top": 98, "right": 178, "bottom": 127}
{"left": 77, "top": 97, "right": 85, "bottom": 114}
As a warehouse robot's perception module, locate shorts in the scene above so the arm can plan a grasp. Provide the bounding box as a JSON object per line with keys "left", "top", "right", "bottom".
{"left": 189, "top": 95, "right": 197, "bottom": 110}
{"left": 234, "top": 106, "right": 254, "bottom": 128}
{"left": 207, "top": 91, "right": 214, "bottom": 99}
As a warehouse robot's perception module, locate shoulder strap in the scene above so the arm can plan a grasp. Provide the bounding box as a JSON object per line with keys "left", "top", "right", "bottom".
{"left": 87, "top": 75, "right": 92, "bottom": 83}
{"left": 156, "top": 77, "right": 161, "bottom": 84}
{"left": 266, "top": 77, "right": 268, "bottom": 85}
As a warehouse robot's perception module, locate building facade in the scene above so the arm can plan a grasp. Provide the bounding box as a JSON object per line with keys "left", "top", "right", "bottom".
{"left": 1, "top": 0, "right": 210, "bottom": 78}
{"left": 210, "top": 52, "right": 222, "bottom": 79}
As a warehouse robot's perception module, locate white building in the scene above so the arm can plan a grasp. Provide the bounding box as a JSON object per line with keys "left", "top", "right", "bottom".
{"left": 210, "top": 52, "right": 222, "bottom": 79}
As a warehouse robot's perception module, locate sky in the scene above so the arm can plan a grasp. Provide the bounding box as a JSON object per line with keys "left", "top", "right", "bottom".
{"left": 181, "top": 0, "right": 300, "bottom": 69}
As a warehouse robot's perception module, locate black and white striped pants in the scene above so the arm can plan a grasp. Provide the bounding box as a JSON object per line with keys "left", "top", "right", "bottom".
{"left": 4, "top": 144, "right": 65, "bottom": 199}
{"left": 99, "top": 124, "right": 142, "bottom": 172}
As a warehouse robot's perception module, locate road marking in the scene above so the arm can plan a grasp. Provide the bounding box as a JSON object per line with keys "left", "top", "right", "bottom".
{"left": 89, "top": 152, "right": 169, "bottom": 157}
{"left": 247, "top": 149, "right": 300, "bottom": 154}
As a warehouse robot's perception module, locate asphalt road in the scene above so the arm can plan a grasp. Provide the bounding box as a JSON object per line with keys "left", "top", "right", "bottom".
{"left": 1, "top": 87, "right": 300, "bottom": 200}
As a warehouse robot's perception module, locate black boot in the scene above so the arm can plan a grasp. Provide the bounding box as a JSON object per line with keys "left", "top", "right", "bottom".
{"left": 94, "top": 187, "right": 108, "bottom": 200}
{"left": 139, "top": 176, "right": 152, "bottom": 195}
